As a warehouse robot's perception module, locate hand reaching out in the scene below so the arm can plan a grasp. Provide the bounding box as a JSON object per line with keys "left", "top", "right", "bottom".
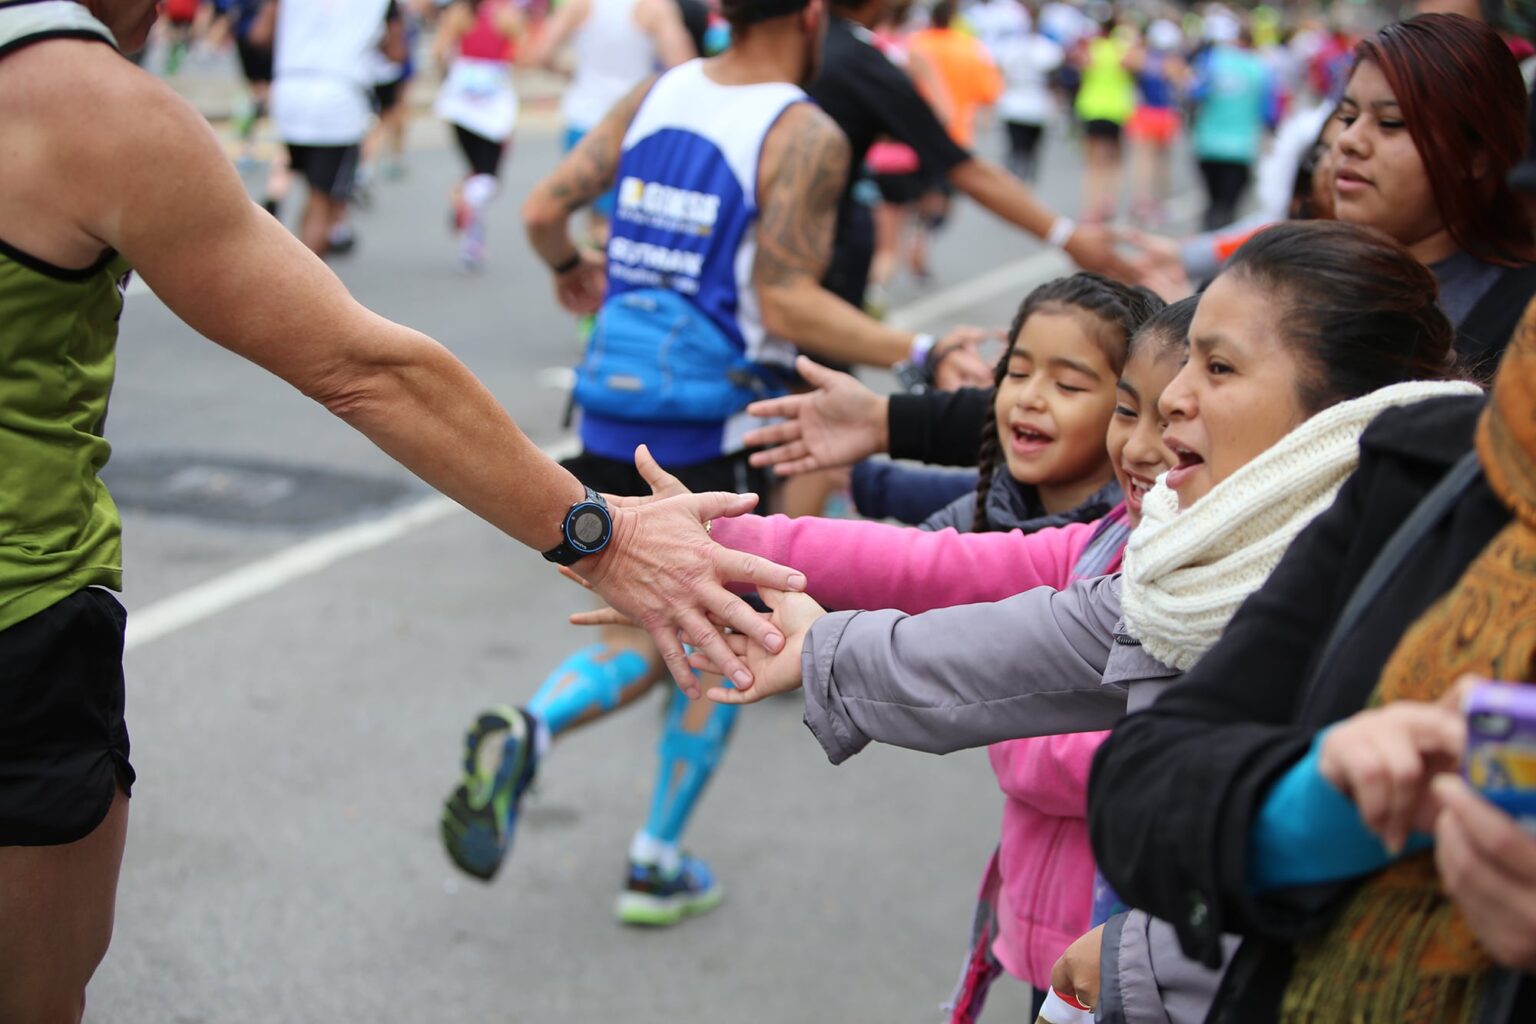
{"left": 1062, "top": 223, "right": 1136, "bottom": 284}
{"left": 575, "top": 446, "right": 808, "bottom": 698}
{"left": 930, "top": 325, "right": 997, "bottom": 390}
{"left": 743, "top": 355, "right": 890, "bottom": 476}
{"left": 685, "top": 587, "right": 827, "bottom": 704}
{"left": 1116, "top": 227, "right": 1194, "bottom": 302}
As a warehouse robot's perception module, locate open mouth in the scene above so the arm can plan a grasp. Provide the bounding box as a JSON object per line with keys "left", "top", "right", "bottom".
{"left": 1007, "top": 423, "right": 1056, "bottom": 457}
{"left": 1123, "top": 472, "right": 1155, "bottom": 510}
{"left": 1164, "top": 440, "right": 1206, "bottom": 490}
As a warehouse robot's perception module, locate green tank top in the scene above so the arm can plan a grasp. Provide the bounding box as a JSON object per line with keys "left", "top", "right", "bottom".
{"left": 0, "top": 1, "right": 128, "bottom": 632}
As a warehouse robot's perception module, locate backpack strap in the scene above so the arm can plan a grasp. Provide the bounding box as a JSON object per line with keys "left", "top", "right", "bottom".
{"left": 1307, "top": 450, "right": 1483, "bottom": 694}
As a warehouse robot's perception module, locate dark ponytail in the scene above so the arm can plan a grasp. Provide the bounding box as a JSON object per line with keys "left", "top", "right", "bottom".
{"left": 1220, "top": 221, "right": 1460, "bottom": 412}
{"left": 971, "top": 273, "right": 1165, "bottom": 532}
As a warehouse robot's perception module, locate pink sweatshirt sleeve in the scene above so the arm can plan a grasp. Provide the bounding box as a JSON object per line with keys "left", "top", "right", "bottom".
{"left": 987, "top": 731, "right": 1110, "bottom": 818}
{"left": 709, "top": 513, "right": 1097, "bottom": 614}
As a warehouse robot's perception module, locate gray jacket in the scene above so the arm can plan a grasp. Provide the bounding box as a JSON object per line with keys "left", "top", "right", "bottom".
{"left": 1099, "top": 912, "right": 1239, "bottom": 1024}
{"left": 801, "top": 573, "right": 1169, "bottom": 763}
{"left": 798, "top": 573, "right": 1231, "bottom": 1024}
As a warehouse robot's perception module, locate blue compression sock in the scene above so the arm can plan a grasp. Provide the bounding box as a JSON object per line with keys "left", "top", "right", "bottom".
{"left": 641, "top": 684, "right": 740, "bottom": 845}
{"left": 525, "top": 644, "right": 651, "bottom": 737}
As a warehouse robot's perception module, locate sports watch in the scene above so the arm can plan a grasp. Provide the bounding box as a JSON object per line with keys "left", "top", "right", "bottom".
{"left": 542, "top": 487, "right": 613, "bottom": 565}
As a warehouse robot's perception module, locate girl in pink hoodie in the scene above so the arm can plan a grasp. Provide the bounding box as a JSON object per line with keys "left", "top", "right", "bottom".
{"left": 707, "top": 295, "right": 1193, "bottom": 1017}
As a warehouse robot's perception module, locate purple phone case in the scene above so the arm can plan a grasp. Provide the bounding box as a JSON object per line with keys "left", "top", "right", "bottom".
{"left": 1464, "top": 680, "right": 1536, "bottom": 824}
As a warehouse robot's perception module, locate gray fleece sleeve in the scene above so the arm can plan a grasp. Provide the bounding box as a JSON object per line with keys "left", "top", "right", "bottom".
{"left": 800, "top": 574, "right": 1125, "bottom": 764}
{"left": 1101, "top": 911, "right": 1233, "bottom": 1024}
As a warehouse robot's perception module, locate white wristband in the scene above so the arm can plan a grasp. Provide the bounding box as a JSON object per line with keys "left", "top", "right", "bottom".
{"left": 908, "top": 332, "right": 937, "bottom": 369}
{"left": 1046, "top": 216, "right": 1077, "bottom": 249}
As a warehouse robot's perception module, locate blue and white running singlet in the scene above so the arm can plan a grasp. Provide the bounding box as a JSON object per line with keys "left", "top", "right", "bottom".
{"left": 578, "top": 60, "right": 807, "bottom": 467}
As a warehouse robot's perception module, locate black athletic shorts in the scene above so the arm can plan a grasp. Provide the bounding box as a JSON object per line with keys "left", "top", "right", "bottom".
{"left": 562, "top": 449, "right": 766, "bottom": 500}
{"left": 236, "top": 37, "right": 273, "bottom": 84}
{"left": 1084, "top": 118, "right": 1124, "bottom": 142}
{"left": 372, "top": 76, "right": 405, "bottom": 114}
{"left": 453, "top": 124, "right": 507, "bottom": 178}
{"left": 0, "top": 588, "right": 133, "bottom": 847}
{"left": 288, "top": 143, "right": 361, "bottom": 201}
{"left": 872, "top": 170, "right": 930, "bottom": 206}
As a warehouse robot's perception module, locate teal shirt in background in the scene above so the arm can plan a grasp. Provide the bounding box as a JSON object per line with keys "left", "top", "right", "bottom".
{"left": 1191, "top": 45, "right": 1273, "bottom": 164}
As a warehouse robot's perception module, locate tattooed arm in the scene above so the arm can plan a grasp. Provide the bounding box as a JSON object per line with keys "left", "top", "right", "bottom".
{"left": 522, "top": 78, "right": 652, "bottom": 312}
{"left": 754, "top": 105, "right": 920, "bottom": 368}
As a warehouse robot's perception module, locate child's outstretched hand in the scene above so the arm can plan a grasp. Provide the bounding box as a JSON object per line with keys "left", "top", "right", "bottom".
{"left": 688, "top": 587, "right": 826, "bottom": 704}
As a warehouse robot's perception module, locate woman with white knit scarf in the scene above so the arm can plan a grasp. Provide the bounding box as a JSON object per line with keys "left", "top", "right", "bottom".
{"left": 682, "top": 221, "right": 1480, "bottom": 1020}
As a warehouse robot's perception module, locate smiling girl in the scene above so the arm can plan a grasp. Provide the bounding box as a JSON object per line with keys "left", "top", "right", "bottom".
{"left": 921, "top": 274, "right": 1160, "bottom": 537}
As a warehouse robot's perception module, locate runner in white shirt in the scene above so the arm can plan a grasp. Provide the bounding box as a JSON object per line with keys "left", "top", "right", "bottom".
{"left": 257, "top": 0, "right": 404, "bottom": 256}
{"left": 523, "top": 0, "right": 695, "bottom": 242}
{"left": 994, "top": 19, "right": 1064, "bottom": 181}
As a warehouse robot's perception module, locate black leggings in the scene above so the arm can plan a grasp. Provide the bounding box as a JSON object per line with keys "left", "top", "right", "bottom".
{"left": 1198, "top": 158, "right": 1251, "bottom": 231}
{"left": 1004, "top": 121, "right": 1045, "bottom": 182}
{"left": 453, "top": 125, "right": 507, "bottom": 178}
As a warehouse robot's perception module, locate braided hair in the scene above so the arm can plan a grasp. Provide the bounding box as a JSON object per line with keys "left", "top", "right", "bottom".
{"left": 971, "top": 274, "right": 1165, "bottom": 533}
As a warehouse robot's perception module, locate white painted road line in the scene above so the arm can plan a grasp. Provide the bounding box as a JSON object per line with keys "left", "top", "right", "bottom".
{"left": 123, "top": 435, "right": 582, "bottom": 652}
{"left": 124, "top": 494, "right": 459, "bottom": 652}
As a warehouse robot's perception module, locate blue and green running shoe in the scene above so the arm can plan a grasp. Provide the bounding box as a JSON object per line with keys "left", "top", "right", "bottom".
{"left": 440, "top": 706, "right": 538, "bottom": 882}
{"left": 615, "top": 854, "right": 723, "bottom": 926}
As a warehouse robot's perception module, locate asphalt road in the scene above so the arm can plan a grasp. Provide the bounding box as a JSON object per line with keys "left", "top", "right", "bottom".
{"left": 87, "top": 76, "right": 1202, "bottom": 1023}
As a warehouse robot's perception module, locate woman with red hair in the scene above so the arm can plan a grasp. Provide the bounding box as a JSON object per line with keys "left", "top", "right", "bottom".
{"left": 1329, "top": 13, "right": 1534, "bottom": 376}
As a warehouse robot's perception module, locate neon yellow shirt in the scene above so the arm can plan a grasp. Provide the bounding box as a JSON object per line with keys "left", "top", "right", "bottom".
{"left": 1074, "top": 36, "right": 1135, "bottom": 124}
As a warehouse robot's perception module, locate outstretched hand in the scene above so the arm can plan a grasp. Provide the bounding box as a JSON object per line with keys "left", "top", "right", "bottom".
{"left": 576, "top": 446, "right": 806, "bottom": 699}
{"left": 1062, "top": 223, "right": 1136, "bottom": 284}
{"left": 1116, "top": 227, "right": 1194, "bottom": 302}
{"left": 930, "top": 325, "right": 997, "bottom": 390}
{"left": 686, "top": 587, "right": 827, "bottom": 705}
{"left": 742, "top": 355, "right": 889, "bottom": 476}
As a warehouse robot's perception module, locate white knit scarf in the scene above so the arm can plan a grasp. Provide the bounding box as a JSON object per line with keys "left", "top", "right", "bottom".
{"left": 1121, "top": 380, "right": 1483, "bottom": 671}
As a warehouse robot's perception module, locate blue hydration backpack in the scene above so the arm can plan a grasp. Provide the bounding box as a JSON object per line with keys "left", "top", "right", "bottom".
{"left": 574, "top": 288, "right": 788, "bottom": 423}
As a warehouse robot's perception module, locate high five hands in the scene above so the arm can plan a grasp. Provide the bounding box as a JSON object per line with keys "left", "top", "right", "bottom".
{"left": 563, "top": 445, "right": 825, "bottom": 704}
{"left": 685, "top": 585, "right": 825, "bottom": 704}
{"left": 569, "top": 444, "right": 809, "bottom": 699}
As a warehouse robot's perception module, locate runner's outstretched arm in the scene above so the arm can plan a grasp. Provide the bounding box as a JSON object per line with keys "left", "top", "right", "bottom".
{"left": 753, "top": 104, "right": 925, "bottom": 368}
{"left": 30, "top": 43, "right": 797, "bottom": 693}
{"left": 947, "top": 157, "right": 1134, "bottom": 280}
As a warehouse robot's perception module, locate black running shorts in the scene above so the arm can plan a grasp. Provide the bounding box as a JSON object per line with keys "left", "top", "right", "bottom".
{"left": 0, "top": 588, "right": 134, "bottom": 847}
{"left": 235, "top": 37, "right": 273, "bottom": 84}
{"left": 561, "top": 450, "right": 766, "bottom": 500}
{"left": 1083, "top": 118, "right": 1124, "bottom": 142}
{"left": 287, "top": 143, "right": 362, "bottom": 201}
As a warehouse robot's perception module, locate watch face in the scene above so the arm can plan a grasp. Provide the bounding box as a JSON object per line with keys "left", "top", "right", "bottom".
{"left": 572, "top": 508, "right": 608, "bottom": 548}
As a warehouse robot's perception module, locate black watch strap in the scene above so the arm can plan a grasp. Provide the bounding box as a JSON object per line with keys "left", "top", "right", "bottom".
{"left": 542, "top": 486, "right": 613, "bottom": 566}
